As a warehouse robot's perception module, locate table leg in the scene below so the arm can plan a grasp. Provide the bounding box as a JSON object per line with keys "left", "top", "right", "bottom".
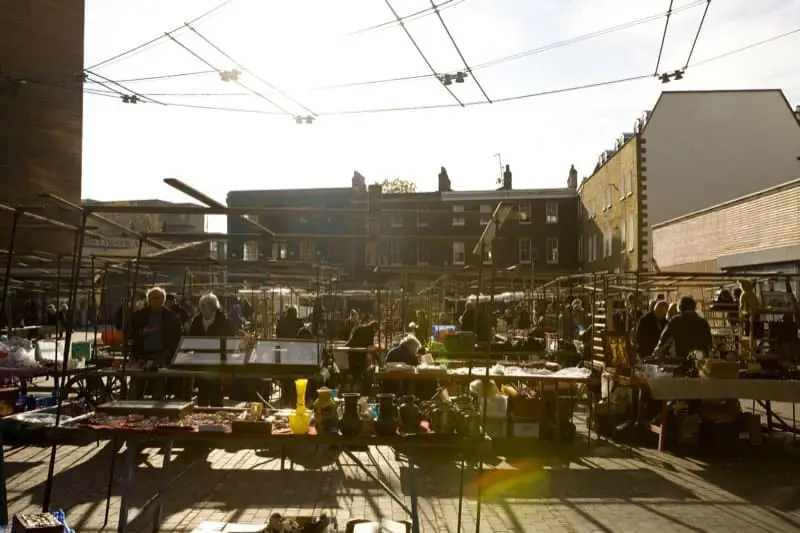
{"left": 104, "top": 438, "right": 119, "bottom": 527}
{"left": 117, "top": 441, "right": 137, "bottom": 533}
{"left": 587, "top": 390, "right": 594, "bottom": 454}
{"left": 408, "top": 454, "right": 419, "bottom": 533}
{"left": 657, "top": 402, "right": 668, "bottom": 452}
{"left": 456, "top": 458, "right": 465, "bottom": 533}
{"left": 474, "top": 450, "right": 485, "bottom": 533}
{"left": 151, "top": 441, "right": 172, "bottom": 533}
{"left": 0, "top": 430, "right": 8, "bottom": 527}
{"left": 765, "top": 400, "right": 774, "bottom": 433}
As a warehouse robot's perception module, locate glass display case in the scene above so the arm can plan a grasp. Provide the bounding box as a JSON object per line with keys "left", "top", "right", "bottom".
{"left": 248, "top": 339, "right": 322, "bottom": 375}
{"left": 170, "top": 337, "right": 250, "bottom": 368}
{"left": 168, "top": 337, "right": 322, "bottom": 375}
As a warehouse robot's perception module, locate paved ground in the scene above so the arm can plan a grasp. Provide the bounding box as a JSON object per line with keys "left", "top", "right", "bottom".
{"left": 5, "top": 411, "right": 800, "bottom": 533}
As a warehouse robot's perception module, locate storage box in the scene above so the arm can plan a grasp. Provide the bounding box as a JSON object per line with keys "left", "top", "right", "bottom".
{"left": 699, "top": 359, "right": 739, "bottom": 379}
{"left": 485, "top": 418, "right": 508, "bottom": 439}
{"left": 511, "top": 417, "right": 540, "bottom": 439}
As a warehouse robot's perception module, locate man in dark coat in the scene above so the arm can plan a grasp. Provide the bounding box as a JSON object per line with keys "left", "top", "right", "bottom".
{"left": 189, "top": 293, "right": 233, "bottom": 406}
{"left": 128, "top": 287, "right": 183, "bottom": 400}
{"left": 636, "top": 300, "right": 669, "bottom": 360}
{"left": 653, "top": 297, "right": 713, "bottom": 367}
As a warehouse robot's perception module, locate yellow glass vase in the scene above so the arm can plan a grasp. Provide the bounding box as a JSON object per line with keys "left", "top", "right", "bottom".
{"left": 289, "top": 378, "right": 310, "bottom": 434}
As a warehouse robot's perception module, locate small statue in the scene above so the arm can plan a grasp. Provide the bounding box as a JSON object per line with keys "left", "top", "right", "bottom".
{"left": 502, "top": 164, "right": 512, "bottom": 189}
{"left": 438, "top": 166, "right": 451, "bottom": 192}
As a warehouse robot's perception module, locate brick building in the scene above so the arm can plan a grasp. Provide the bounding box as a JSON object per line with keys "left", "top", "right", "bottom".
{"left": 652, "top": 178, "right": 800, "bottom": 276}
{"left": 227, "top": 169, "right": 581, "bottom": 287}
{"left": 578, "top": 89, "right": 800, "bottom": 273}
{"left": 0, "top": 1, "right": 85, "bottom": 254}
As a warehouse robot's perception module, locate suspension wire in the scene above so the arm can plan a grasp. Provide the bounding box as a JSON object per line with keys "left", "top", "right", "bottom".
{"left": 683, "top": 0, "right": 712, "bottom": 69}
{"left": 164, "top": 32, "right": 295, "bottom": 116}
{"left": 654, "top": 0, "right": 676, "bottom": 75}
{"left": 383, "top": 0, "right": 464, "bottom": 106}
{"left": 428, "top": 0, "right": 492, "bottom": 103}
{"left": 86, "top": 0, "right": 236, "bottom": 71}
{"left": 84, "top": 69, "right": 165, "bottom": 104}
{"left": 313, "top": 0, "right": 705, "bottom": 91}
{"left": 186, "top": 24, "right": 317, "bottom": 116}
{"left": 349, "top": 0, "right": 465, "bottom": 36}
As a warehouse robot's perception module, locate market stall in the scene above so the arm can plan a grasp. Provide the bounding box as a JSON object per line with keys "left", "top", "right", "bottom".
{"left": 587, "top": 271, "right": 800, "bottom": 452}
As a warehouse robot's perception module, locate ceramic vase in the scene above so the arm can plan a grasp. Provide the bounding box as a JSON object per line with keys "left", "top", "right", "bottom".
{"left": 398, "top": 395, "right": 422, "bottom": 434}
{"left": 339, "top": 393, "right": 362, "bottom": 437}
{"left": 314, "top": 387, "right": 338, "bottom": 434}
{"left": 375, "top": 393, "right": 398, "bottom": 437}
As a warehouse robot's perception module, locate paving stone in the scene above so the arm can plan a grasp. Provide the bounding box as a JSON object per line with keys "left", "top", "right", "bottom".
{"left": 5, "top": 417, "right": 800, "bottom": 533}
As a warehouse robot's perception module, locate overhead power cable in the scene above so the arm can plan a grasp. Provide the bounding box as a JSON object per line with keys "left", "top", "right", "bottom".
{"left": 683, "top": 0, "right": 712, "bottom": 69}
{"left": 654, "top": 0, "right": 676, "bottom": 75}
{"left": 84, "top": 69, "right": 165, "bottom": 105}
{"left": 428, "top": 0, "right": 491, "bottom": 103}
{"left": 185, "top": 24, "right": 317, "bottom": 117}
{"left": 313, "top": 0, "right": 705, "bottom": 91}
{"left": 86, "top": 0, "right": 235, "bottom": 71}
{"left": 77, "top": 26, "right": 800, "bottom": 116}
{"left": 383, "top": 0, "right": 463, "bottom": 106}
{"left": 349, "top": 0, "right": 466, "bottom": 36}
{"left": 164, "top": 33, "right": 295, "bottom": 116}
{"left": 85, "top": 70, "right": 217, "bottom": 85}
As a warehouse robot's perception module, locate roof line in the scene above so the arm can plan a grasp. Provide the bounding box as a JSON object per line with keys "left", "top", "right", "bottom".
{"left": 652, "top": 177, "right": 800, "bottom": 229}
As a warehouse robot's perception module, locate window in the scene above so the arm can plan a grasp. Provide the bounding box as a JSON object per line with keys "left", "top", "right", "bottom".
{"left": 300, "top": 240, "right": 315, "bottom": 261}
{"left": 416, "top": 240, "right": 429, "bottom": 265}
{"left": 626, "top": 171, "right": 634, "bottom": 198}
{"left": 519, "top": 238, "right": 532, "bottom": 264}
{"left": 604, "top": 187, "right": 613, "bottom": 210}
{"left": 628, "top": 214, "right": 636, "bottom": 251}
{"left": 391, "top": 215, "right": 403, "bottom": 228}
{"left": 546, "top": 238, "right": 559, "bottom": 265}
{"left": 480, "top": 204, "right": 492, "bottom": 225}
{"left": 578, "top": 235, "right": 583, "bottom": 262}
{"left": 390, "top": 240, "right": 402, "bottom": 265}
{"left": 271, "top": 242, "right": 287, "bottom": 260}
{"left": 416, "top": 213, "right": 428, "bottom": 227}
{"left": 483, "top": 247, "right": 492, "bottom": 265}
{"left": 619, "top": 218, "right": 627, "bottom": 251}
{"left": 545, "top": 202, "right": 559, "bottom": 224}
{"left": 453, "top": 241, "right": 466, "bottom": 265}
{"left": 587, "top": 235, "right": 594, "bottom": 263}
{"left": 243, "top": 241, "right": 258, "bottom": 261}
{"left": 603, "top": 229, "right": 612, "bottom": 257}
{"left": 452, "top": 205, "right": 465, "bottom": 226}
{"left": 518, "top": 202, "right": 531, "bottom": 224}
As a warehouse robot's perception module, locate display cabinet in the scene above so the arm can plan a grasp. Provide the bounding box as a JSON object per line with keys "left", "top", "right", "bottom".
{"left": 170, "top": 337, "right": 250, "bottom": 369}
{"left": 248, "top": 339, "right": 322, "bottom": 375}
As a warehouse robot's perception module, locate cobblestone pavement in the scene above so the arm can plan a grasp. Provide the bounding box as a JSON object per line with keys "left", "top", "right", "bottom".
{"left": 5, "top": 418, "right": 800, "bottom": 533}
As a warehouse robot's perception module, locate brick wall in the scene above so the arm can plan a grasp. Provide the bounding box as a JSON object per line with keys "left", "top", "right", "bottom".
{"left": 578, "top": 136, "right": 643, "bottom": 272}
{"left": 0, "top": 0, "right": 85, "bottom": 253}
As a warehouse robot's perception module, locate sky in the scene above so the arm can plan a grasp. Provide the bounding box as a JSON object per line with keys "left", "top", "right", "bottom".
{"left": 82, "top": 0, "right": 800, "bottom": 232}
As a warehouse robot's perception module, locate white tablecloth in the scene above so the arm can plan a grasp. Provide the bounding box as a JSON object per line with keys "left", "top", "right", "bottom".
{"left": 648, "top": 377, "right": 800, "bottom": 403}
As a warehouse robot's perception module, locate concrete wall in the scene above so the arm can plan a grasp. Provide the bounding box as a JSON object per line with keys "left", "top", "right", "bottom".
{"left": 642, "top": 90, "right": 800, "bottom": 226}
{"left": 0, "top": 0, "right": 85, "bottom": 253}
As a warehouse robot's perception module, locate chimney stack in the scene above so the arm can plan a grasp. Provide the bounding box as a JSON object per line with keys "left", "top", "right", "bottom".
{"left": 795, "top": 104, "right": 800, "bottom": 120}
{"left": 351, "top": 170, "right": 366, "bottom": 191}
{"left": 567, "top": 164, "right": 578, "bottom": 189}
{"left": 502, "top": 165, "right": 512, "bottom": 190}
{"left": 438, "top": 166, "right": 451, "bottom": 192}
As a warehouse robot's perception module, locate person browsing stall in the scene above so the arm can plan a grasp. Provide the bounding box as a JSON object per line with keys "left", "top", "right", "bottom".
{"left": 189, "top": 293, "right": 234, "bottom": 407}
{"left": 128, "top": 287, "right": 184, "bottom": 400}
{"left": 651, "top": 296, "right": 713, "bottom": 361}
{"left": 636, "top": 300, "right": 669, "bottom": 360}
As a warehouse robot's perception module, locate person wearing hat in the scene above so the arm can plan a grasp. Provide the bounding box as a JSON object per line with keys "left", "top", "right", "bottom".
{"left": 652, "top": 296, "right": 712, "bottom": 362}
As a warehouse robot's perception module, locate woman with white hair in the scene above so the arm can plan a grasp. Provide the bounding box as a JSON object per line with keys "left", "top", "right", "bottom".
{"left": 385, "top": 335, "right": 422, "bottom": 366}
{"left": 189, "top": 293, "right": 233, "bottom": 407}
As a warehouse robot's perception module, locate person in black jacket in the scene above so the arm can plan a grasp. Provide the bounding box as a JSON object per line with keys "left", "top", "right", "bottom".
{"left": 636, "top": 300, "right": 669, "bottom": 360}
{"left": 189, "top": 293, "right": 233, "bottom": 406}
{"left": 652, "top": 297, "right": 713, "bottom": 366}
{"left": 128, "top": 287, "right": 184, "bottom": 400}
{"left": 276, "top": 306, "right": 304, "bottom": 338}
